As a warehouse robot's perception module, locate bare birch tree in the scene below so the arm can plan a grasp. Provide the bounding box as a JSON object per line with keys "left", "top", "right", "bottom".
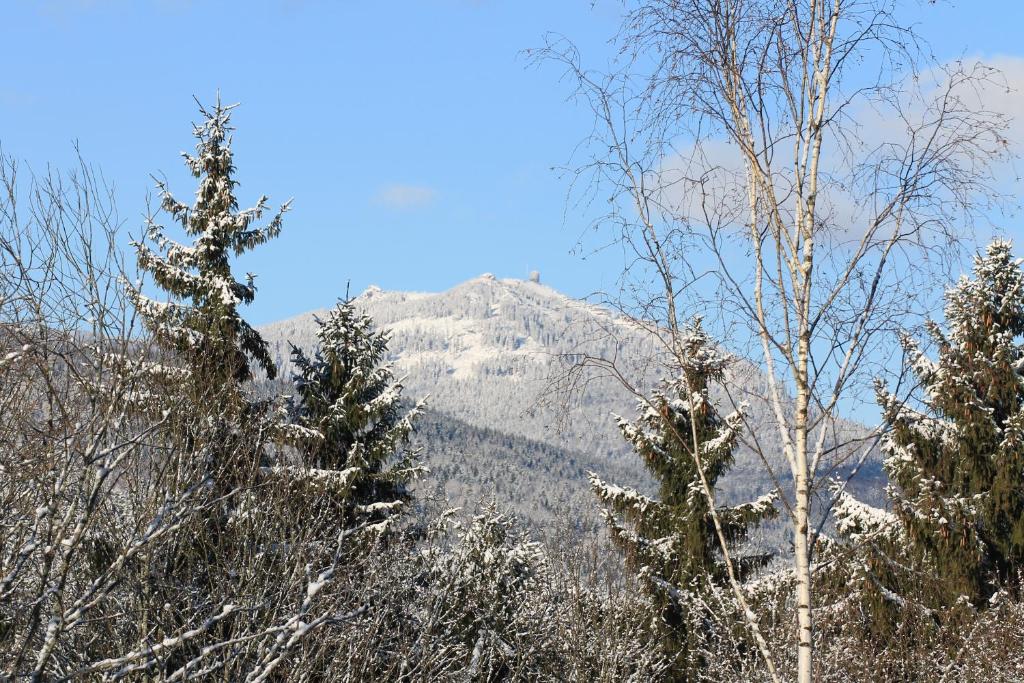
{"left": 536, "top": 0, "right": 1011, "bottom": 679}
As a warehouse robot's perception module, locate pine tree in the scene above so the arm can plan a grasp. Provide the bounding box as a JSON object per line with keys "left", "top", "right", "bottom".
{"left": 590, "top": 319, "right": 778, "bottom": 673}
{"left": 870, "top": 239, "right": 1024, "bottom": 605}
{"left": 824, "top": 485, "right": 922, "bottom": 642}
{"left": 127, "top": 97, "right": 289, "bottom": 392}
{"left": 120, "top": 98, "right": 292, "bottom": 674}
{"left": 288, "top": 298, "right": 426, "bottom": 533}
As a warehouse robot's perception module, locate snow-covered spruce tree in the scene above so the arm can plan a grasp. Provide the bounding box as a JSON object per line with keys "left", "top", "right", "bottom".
{"left": 127, "top": 97, "right": 288, "bottom": 396}
{"left": 287, "top": 298, "right": 426, "bottom": 534}
{"left": 870, "top": 239, "right": 1024, "bottom": 606}
{"left": 118, "top": 99, "right": 311, "bottom": 676}
{"left": 821, "top": 487, "right": 925, "bottom": 647}
{"left": 590, "top": 319, "right": 778, "bottom": 675}
{"left": 124, "top": 96, "right": 292, "bottom": 514}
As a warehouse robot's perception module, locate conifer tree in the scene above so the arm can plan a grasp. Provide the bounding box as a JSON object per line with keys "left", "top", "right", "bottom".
{"left": 127, "top": 97, "right": 289, "bottom": 393}
{"left": 119, "top": 98, "right": 293, "bottom": 674}
{"left": 869, "top": 239, "right": 1024, "bottom": 604}
{"left": 288, "top": 298, "right": 426, "bottom": 533}
{"left": 824, "top": 485, "right": 919, "bottom": 642}
{"left": 590, "top": 319, "right": 778, "bottom": 673}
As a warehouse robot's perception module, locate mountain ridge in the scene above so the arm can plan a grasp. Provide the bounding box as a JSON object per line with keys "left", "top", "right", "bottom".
{"left": 260, "top": 274, "right": 882, "bottom": 530}
{"left": 261, "top": 273, "right": 655, "bottom": 464}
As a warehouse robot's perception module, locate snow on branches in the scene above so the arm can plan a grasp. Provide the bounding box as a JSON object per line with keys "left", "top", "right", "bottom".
{"left": 838, "top": 240, "right": 1024, "bottom": 618}
{"left": 285, "top": 298, "right": 427, "bottom": 535}
{"left": 591, "top": 318, "right": 778, "bottom": 670}
{"left": 126, "top": 97, "right": 289, "bottom": 384}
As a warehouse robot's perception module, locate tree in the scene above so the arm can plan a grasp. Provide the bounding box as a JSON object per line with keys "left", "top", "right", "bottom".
{"left": 591, "top": 318, "right": 778, "bottom": 676}
{"left": 127, "top": 96, "right": 289, "bottom": 392}
{"left": 427, "top": 504, "right": 553, "bottom": 679}
{"left": 825, "top": 486, "right": 920, "bottom": 646}
{"left": 0, "top": 101, "right": 394, "bottom": 681}
{"left": 872, "top": 240, "right": 1024, "bottom": 605}
{"left": 123, "top": 96, "right": 291, "bottom": 513}
{"left": 0, "top": 149, "right": 175, "bottom": 678}
{"left": 288, "top": 298, "right": 426, "bottom": 534}
{"left": 537, "top": 1, "right": 1009, "bottom": 677}
{"left": 111, "top": 99, "right": 365, "bottom": 678}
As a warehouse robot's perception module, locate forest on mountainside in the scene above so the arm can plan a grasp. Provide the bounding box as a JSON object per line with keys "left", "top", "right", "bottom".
{"left": 259, "top": 273, "right": 886, "bottom": 537}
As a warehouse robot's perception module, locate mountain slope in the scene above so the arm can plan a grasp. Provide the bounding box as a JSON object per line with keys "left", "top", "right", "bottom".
{"left": 413, "top": 409, "right": 654, "bottom": 532}
{"left": 260, "top": 275, "right": 881, "bottom": 528}
{"left": 262, "top": 274, "right": 652, "bottom": 463}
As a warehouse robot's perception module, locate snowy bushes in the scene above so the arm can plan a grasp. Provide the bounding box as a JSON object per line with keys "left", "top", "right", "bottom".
{"left": 266, "top": 501, "right": 668, "bottom": 682}
{"left": 425, "top": 505, "right": 555, "bottom": 677}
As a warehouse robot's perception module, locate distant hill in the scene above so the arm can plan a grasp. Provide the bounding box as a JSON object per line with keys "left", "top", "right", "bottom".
{"left": 412, "top": 409, "right": 655, "bottom": 533}
{"left": 260, "top": 274, "right": 884, "bottom": 532}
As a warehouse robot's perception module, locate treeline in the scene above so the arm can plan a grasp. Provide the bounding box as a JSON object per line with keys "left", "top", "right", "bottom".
{"left": 2, "top": 100, "right": 1023, "bottom": 682}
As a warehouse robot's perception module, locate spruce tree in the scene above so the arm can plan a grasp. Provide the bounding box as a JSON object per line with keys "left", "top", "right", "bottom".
{"left": 590, "top": 319, "right": 778, "bottom": 673}
{"left": 288, "top": 298, "right": 426, "bottom": 533}
{"left": 825, "top": 485, "right": 920, "bottom": 643}
{"left": 871, "top": 239, "right": 1024, "bottom": 604}
{"left": 121, "top": 98, "right": 291, "bottom": 674}
{"left": 127, "top": 97, "right": 288, "bottom": 393}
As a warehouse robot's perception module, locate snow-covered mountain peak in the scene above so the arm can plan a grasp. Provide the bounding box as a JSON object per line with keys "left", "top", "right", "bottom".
{"left": 260, "top": 275, "right": 873, "bottom": 508}
{"left": 261, "top": 275, "right": 651, "bottom": 460}
{"left": 343, "top": 275, "right": 588, "bottom": 330}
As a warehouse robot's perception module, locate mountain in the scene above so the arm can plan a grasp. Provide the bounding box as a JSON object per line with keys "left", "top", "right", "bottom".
{"left": 262, "top": 274, "right": 653, "bottom": 461}
{"left": 259, "top": 274, "right": 882, "bottom": 532}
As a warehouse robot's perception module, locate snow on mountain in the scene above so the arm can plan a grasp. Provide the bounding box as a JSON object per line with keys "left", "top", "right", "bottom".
{"left": 260, "top": 274, "right": 880, "bottom": 528}
{"left": 262, "top": 274, "right": 653, "bottom": 463}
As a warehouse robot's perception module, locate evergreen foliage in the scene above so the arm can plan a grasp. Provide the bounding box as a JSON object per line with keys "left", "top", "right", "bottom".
{"left": 288, "top": 298, "right": 426, "bottom": 532}
{"left": 121, "top": 97, "right": 291, "bottom": 520}
{"left": 127, "top": 96, "right": 289, "bottom": 388}
{"left": 106, "top": 99, "right": 307, "bottom": 677}
{"left": 868, "top": 239, "right": 1024, "bottom": 605}
{"left": 590, "top": 319, "right": 778, "bottom": 672}
{"left": 822, "top": 486, "right": 921, "bottom": 641}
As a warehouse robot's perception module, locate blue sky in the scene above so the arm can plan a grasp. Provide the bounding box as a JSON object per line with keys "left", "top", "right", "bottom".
{"left": 1, "top": 0, "right": 1022, "bottom": 325}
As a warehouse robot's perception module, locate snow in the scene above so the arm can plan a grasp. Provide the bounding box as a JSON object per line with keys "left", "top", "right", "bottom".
{"left": 833, "top": 489, "right": 899, "bottom": 542}
{"left": 0, "top": 348, "right": 27, "bottom": 368}
{"left": 356, "top": 500, "right": 404, "bottom": 515}
{"left": 384, "top": 314, "right": 543, "bottom": 380}
{"left": 259, "top": 271, "right": 859, "bottom": 500}
{"left": 260, "top": 465, "right": 361, "bottom": 489}
{"left": 589, "top": 472, "right": 657, "bottom": 513}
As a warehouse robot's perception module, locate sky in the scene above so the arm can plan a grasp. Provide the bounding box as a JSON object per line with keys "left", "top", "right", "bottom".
{"left": 1, "top": 0, "right": 1023, "bottom": 326}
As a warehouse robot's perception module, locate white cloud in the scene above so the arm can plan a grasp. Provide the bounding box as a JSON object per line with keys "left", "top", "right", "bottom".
{"left": 372, "top": 184, "right": 437, "bottom": 210}
{"left": 969, "top": 55, "right": 1024, "bottom": 148}
{"left": 651, "top": 55, "right": 1024, "bottom": 238}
